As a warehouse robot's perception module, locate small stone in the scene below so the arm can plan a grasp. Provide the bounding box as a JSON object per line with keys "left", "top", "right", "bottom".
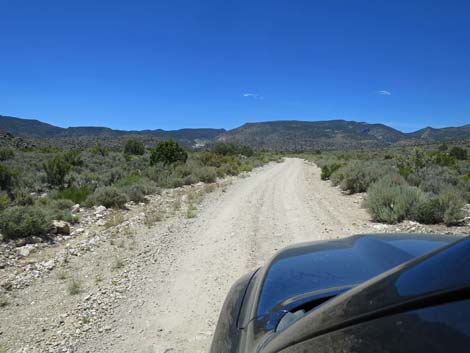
{"left": 95, "top": 206, "right": 107, "bottom": 214}
{"left": 73, "top": 228, "right": 85, "bottom": 235}
{"left": 42, "top": 259, "right": 55, "bottom": 270}
{"left": 30, "top": 236, "right": 44, "bottom": 244}
{"left": 52, "top": 220, "right": 71, "bottom": 235}
{"left": 17, "top": 245, "right": 34, "bottom": 257}
{"left": 96, "top": 219, "right": 107, "bottom": 226}
{"left": 71, "top": 204, "right": 81, "bottom": 214}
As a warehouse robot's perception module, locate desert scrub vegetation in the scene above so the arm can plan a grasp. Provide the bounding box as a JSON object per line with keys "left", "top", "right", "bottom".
{"left": 144, "top": 207, "right": 163, "bottom": 227}
{"left": 67, "top": 278, "right": 82, "bottom": 295}
{"left": 0, "top": 206, "right": 50, "bottom": 240}
{"left": 0, "top": 139, "right": 277, "bottom": 241}
{"left": 307, "top": 142, "right": 470, "bottom": 225}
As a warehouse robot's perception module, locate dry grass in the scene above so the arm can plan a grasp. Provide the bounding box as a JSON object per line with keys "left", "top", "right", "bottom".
{"left": 67, "top": 278, "right": 82, "bottom": 295}
{"left": 112, "top": 257, "right": 125, "bottom": 270}
{"left": 104, "top": 212, "right": 125, "bottom": 229}
{"left": 204, "top": 183, "right": 217, "bottom": 194}
{"left": 144, "top": 208, "right": 163, "bottom": 227}
{"left": 186, "top": 203, "right": 197, "bottom": 219}
{"left": 57, "top": 269, "right": 68, "bottom": 280}
{"left": 172, "top": 197, "right": 182, "bottom": 211}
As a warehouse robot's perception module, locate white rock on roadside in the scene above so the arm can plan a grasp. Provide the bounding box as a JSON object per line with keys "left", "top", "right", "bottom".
{"left": 17, "top": 244, "right": 34, "bottom": 257}
{"left": 42, "top": 259, "right": 55, "bottom": 271}
{"left": 95, "top": 206, "right": 107, "bottom": 215}
{"left": 71, "top": 228, "right": 84, "bottom": 236}
{"left": 96, "top": 219, "right": 107, "bottom": 226}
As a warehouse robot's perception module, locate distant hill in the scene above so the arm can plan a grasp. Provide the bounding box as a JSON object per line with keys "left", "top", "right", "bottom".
{"left": 0, "top": 116, "right": 63, "bottom": 137}
{"left": 408, "top": 125, "right": 470, "bottom": 142}
{"left": 1, "top": 114, "right": 469, "bottom": 150}
{"left": 217, "top": 120, "right": 407, "bottom": 150}
{"left": 0, "top": 115, "right": 225, "bottom": 148}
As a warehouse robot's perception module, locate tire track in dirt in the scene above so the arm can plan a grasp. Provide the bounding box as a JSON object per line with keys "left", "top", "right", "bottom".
{"left": 79, "top": 158, "right": 373, "bottom": 353}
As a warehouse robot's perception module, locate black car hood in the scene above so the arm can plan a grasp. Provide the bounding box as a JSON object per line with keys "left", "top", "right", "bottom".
{"left": 240, "top": 234, "right": 458, "bottom": 332}
{"left": 260, "top": 236, "right": 470, "bottom": 353}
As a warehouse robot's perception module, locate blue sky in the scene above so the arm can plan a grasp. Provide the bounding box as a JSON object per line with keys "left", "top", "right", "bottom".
{"left": 1, "top": 0, "right": 469, "bottom": 132}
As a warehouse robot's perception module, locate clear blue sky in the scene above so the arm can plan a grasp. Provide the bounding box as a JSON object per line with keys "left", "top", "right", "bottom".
{"left": 1, "top": 0, "right": 469, "bottom": 132}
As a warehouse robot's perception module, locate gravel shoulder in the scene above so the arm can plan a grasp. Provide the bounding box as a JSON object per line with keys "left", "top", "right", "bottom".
{"left": 1, "top": 158, "right": 467, "bottom": 353}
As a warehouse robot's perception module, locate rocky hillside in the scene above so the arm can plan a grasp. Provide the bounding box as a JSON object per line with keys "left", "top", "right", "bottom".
{"left": 0, "top": 129, "right": 34, "bottom": 149}
{"left": 408, "top": 125, "right": 470, "bottom": 142}
{"left": 217, "top": 120, "right": 407, "bottom": 150}
{"left": 1, "top": 114, "right": 470, "bottom": 150}
{"left": 0, "top": 115, "right": 225, "bottom": 148}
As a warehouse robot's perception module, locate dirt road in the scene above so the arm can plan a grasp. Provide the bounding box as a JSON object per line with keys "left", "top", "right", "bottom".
{"left": 79, "top": 158, "right": 372, "bottom": 353}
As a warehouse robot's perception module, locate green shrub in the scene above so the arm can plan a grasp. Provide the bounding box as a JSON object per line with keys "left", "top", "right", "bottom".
{"left": 30, "top": 198, "right": 77, "bottom": 223}
{"left": 320, "top": 165, "right": 330, "bottom": 180}
{"left": 238, "top": 145, "right": 255, "bottom": 157}
{"left": 415, "top": 196, "right": 444, "bottom": 224}
{"left": 126, "top": 185, "right": 146, "bottom": 203}
{"left": 86, "top": 187, "right": 128, "bottom": 208}
{"left": 439, "top": 187, "right": 465, "bottom": 225}
{"left": 366, "top": 181, "right": 424, "bottom": 224}
{"left": 43, "top": 154, "right": 71, "bottom": 187}
{"left": 114, "top": 174, "right": 143, "bottom": 188}
{"left": 49, "top": 198, "right": 75, "bottom": 209}
{"left": 0, "top": 163, "right": 16, "bottom": 191}
{"left": 218, "top": 162, "right": 240, "bottom": 176}
{"left": 438, "top": 144, "right": 448, "bottom": 151}
{"left": 114, "top": 175, "right": 158, "bottom": 198}
{"left": 91, "top": 142, "right": 109, "bottom": 157}
{"left": 195, "top": 167, "right": 217, "bottom": 183}
{"left": 124, "top": 139, "right": 145, "bottom": 156}
{"left": 199, "top": 151, "right": 223, "bottom": 167}
{"left": 398, "top": 164, "right": 414, "bottom": 179}
{"left": 50, "top": 186, "right": 92, "bottom": 204}
{"left": 411, "top": 148, "right": 428, "bottom": 169}
{"left": 64, "top": 149, "right": 84, "bottom": 167}
{"left": 330, "top": 167, "right": 345, "bottom": 186}
{"left": 213, "top": 143, "right": 254, "bottom": 157}
{"left": 0, "top": 191, "right": 10, "bottom": 210}
{"left": 167, "top": 176, "right": 184, "bottom": 188}
{"left": 379, "top": 173, "right": 408, "bottom": 187}
{"left": 150, "top": 140, "right": 187, "bottom": 166}
{"left": 340, "top": 161, "right": 396, "bottom": 193}
{"left": 0, "top": 206, "right": 50, "bottom": 240}
{"left": 0, "top": 148, "right": 14, "bottom": 161}
{"left": 321, "top": 162, "right": 341, "bottom": 180}
{"left": 409, "top": 166, "right": 460, "bottom": 195}
{"left": 45, "top": 209, "right": 76, "bottom": 223}
{"left": 183, "top": 174, "right": 198, "bottom": 185}
{"left": 102, "top": 167, "right": 126, "bottom": 186}
{"left": 213, "top": 142, "right": 238, "bottom": 156}
{"left": 240, "top": 164, "right": 253, "bottom": 172}
{"left": 14, "top": 189, "right": 34, "bottom": 206}
{"left": 449, "top": 146, "right": 468, "bottom": 160}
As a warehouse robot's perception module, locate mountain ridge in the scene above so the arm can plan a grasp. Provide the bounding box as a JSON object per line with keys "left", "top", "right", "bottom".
{"left": 1, "top": 114, "right": 469, "bottom": 150}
